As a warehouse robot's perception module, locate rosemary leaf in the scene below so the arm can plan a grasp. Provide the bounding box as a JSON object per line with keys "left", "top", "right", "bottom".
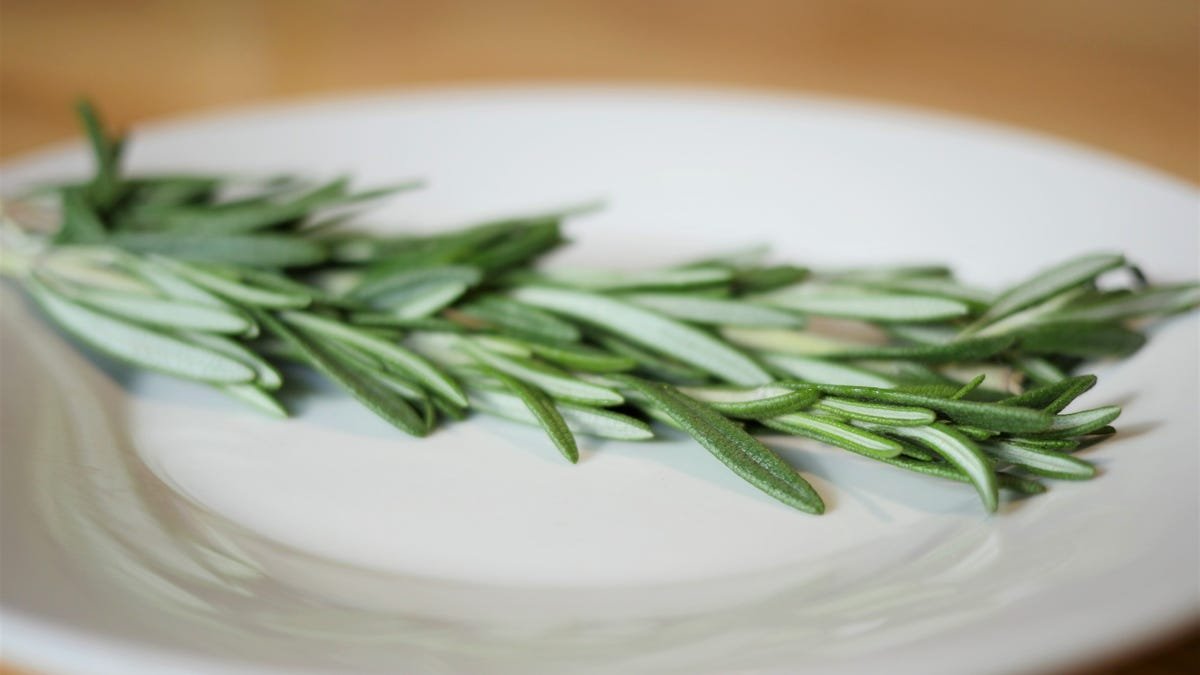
{"left": 458, "top": 295, "right": 581, "bottom": 342}
{"left": 152, "top": 257, "right": 312, "bottom": 308}
{"left": 28, "top": 277, "right": 255, "bottom": 384}
{"left": 1000, "top": 375, "right": 1097, "bottom": 413}
{"left": 814, "top": 397, "right": 937, "bottom": 426}
{"left": 984, "top": 441, "right": 1096, "bottom": 480}
{"left": 591, "top": 333, "right": 710, "bottom": 383}
{"left": 1016, "top": 322, "right": 1146, "bottom": 358}
{"left": 720, "top": 327, "right": 846, "bottom": 356}
{"left": 623, "top": 293, "right": 803, "bottom": 327}
{"left": 615, "top": 375, "right": 825, "bottom": 514}
{"left": 55, "top": 188, "right": 107, "bottom": 244}
{"left": 111, "top": 232, "right": 327, "bottom": 268}
{"left": 875, "top": 424, "right": 998, "bottom": 512}
{"left": 970, "top": 252, "right": 1126, "bottom": 329}
{"left": 181, "top": 331, "right": 283, "bottom": 390}
{"left": 812, "top": 384, "right": 1053, "bottom": 433}
{"left": 763, "top": 354, "right": 897, "bottom": 388}
{"left": 68, "top": 288, "right": 252, "bottom": 334}
{"left": 873, "top": 454, "right": 1044, "bottom": 496}
{"left": 761, "top": 289, "right": 971, "bottom": 322}
{"left": 459, "top": 339, "right": 624, "bottom": 406}
{"left": 253, "top": 308, "right": 428, "bottom": 436}
{"left": 732, "top": 265, "right": 808, "bottom": 293}
{"left": 511, "top": 286, "right": 772, "bottom": 386}
{"left": 350, "top": 265, "right": 481, "bottom": 303}
{"left": 833, "top": 276, "right": 993, "bottom": 306}
{"left": 763, "top": 411, "right": 904, "bottom": 459}
{"left": 221, "top": 384, "right": 288, "bottom": 418}
{"left": 678, "top": 384, "right": 819, "bottom": 419}
{"left": 281, "top": 311, "right": 467, "bottom": 406}
{"left": 468, "top": 389, "right": 653, "bottom": 441}
{"left": 75, "top": 98, "right": 126, "bottom": 210}
{"left": 535, "top": 267, "right": 733, "bottom": 292}
{"left": 1051, "top": 283, "right": 1200, "bottom": 322}
{"left": 521, "top": 340, "right": 637, "bottom": 373}
{"left": 475, "top": 368, "right": 579, "bottom": 463}
{"left": 817, "top": 335, "right": 1015, "bottom": 363}
{"left": 1032, "top": 406, "right": 1122, "bottom": 439}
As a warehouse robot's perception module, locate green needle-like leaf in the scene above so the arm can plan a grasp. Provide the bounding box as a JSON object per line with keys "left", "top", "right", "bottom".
{"left": 468, "top": 389, "right": 653, "bottom": 441}
{"left": 764, "top": 411, "right": 904, "bottom": 459}
{"left": 984, "top": 440, "right": 1096, "bottom": 480}
{"left": 281, "top": 311, "right": 467, "bottom": 407}
{"left": 458, "top": 295, "right": 581, "bottom": 342}
{"left": 476, "top": 367, "right": 579, "bottom": 463}
{"left": 763, "top": 354, "right": 897, "bottom": 388}
{"left": 253, "top": 308, "right": 427, "bottom": 436}
{"left": 535, "top": 266, "right": 733, "bottom": 292}
{"left": 152, "top": 258, "right": 313, "bottom": 308}
{"left": 520, "top": 340, "right": 637, "bottom": 373}
{"left": 111, "top": 232, "right": 327, "bottom": 268}
{"left": 623, "top": 293, "right": 803, "bottom": 327}
{"left": 181, "top": 331, "right": 283, "bottom": 390}
{"left": 873, "top": 455, "right": 1045, "bottom": 496}
{"left": 761, "top": 289, "right": 971, "bottom": 322}
{"left": 512, "top": 286, "right": 772, "bottom": 386}
{"left": 69, "top": 288, "right": 252, "bottom": 334}
{"left": 969, "top": 252, "right": 1125, "bottom": 330}
{"left": 75, "top": 98, "right": 126, "bottom": 210}
{"left": 679, "top": 384, "right": 819, "bottom": 419}
{"left": 351, "top": 265, "right": 482, "bottom": 302}
{"left": 1032, "top": 406, "right": 1122, "bottom": 439}
{"left": 615, "top": 375, "right": 825, "bottom": 514}
{"left": 221, "top": 384, "right": 288, "bottom": 418}
{"left": 28, "top": 277, "right": 255, "bottom": 384}
{"left": 835, "top": 276, "right": 993, "bottom": 306}
{"left": 1016, "top": 322, "right": 1146, "bottom": 358}
{"left": 1000, "top": 375, "right": 1097, "bottom": 413}
{"left": 1051, "top": 283, "right": 1200, "bottom": 322}
{"left": 812, "top": 384, "right": 1052, "bottom": 433}
{"left": 875, "top": 423, "right": 999, "bottom": 512}
{"left": 459, "top": 338, "right": 624, "bottom": 406}
{"left": 813, "top": 397, "right": 937, "bottom": 426}
{"left": 818, "top": 335, "right": 1015, "bottom": 363}
{"left": 55, "top": 188, "right": 107, "bottom": 244}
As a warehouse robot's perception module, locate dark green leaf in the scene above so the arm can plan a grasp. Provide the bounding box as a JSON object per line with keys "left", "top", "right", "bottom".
{"left": 458, "top": 295, "right": 581, "bottom": 342}
{"left": 478, "top": 366, "right": 578, "bottom": 463}
{"left": 971, "top": 252, "right": 1125, "bottom": 328}
{"left": 615, "top": 375, "right": 825, "bottom": 514}
{"left": 1016, "top": 322, "right": 1146, "bottom": 358}
{"left": 871, "top": 424, "right": 998, "bottom": 512}
{"left": 111, "top": 232, "right": 327, "bottom": 268}
{"left": 821, "top": 335, "right": 1014, "bottom": 363}
{"left": 1000, "top": 375, "right": 1097, "bottom": 413}
{"left": 763, "top": 411, "right": 903, "bottom": 459}
{"left": 811, "top": 384, "right": 1053, "bottom": 433}
{"left": 253, "top": 308, "right": 427, "bottom": 436}
{"left": 55, "top": 188, "right": 107, "bottom": 244}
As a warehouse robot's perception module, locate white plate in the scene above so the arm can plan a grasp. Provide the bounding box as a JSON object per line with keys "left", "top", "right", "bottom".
{"left": 1, "top": 87, "right": 1196, "bottom": 675}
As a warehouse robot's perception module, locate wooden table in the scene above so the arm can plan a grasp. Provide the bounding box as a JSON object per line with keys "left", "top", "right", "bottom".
{"left": 1, "top": 1, "right": 1196, "bottom": 673}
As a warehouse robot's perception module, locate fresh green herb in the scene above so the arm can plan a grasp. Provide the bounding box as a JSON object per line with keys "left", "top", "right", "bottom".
{"left": 2, "top": 100, "right": 1196, "bottom": 516}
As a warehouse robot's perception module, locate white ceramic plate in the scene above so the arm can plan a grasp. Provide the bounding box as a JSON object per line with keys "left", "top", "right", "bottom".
{"left": 1, "top": 87, "right": 1196, "bottom": 675}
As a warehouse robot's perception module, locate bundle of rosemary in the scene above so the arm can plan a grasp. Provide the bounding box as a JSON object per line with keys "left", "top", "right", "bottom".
{"left": 2, "top": 101, "right": 1196, "bottom": 515}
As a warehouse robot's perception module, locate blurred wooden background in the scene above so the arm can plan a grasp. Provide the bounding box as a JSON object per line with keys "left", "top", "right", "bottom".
{"left": 0, "top": 1, "right": 1197, "bottom": 674}
{"left": 1, "top": 0, "right": 1197, "bottom": 181}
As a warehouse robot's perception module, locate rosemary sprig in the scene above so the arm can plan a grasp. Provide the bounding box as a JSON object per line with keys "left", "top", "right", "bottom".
{"left": 1, "top": 100, "right": 1197, "bottom": 516}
